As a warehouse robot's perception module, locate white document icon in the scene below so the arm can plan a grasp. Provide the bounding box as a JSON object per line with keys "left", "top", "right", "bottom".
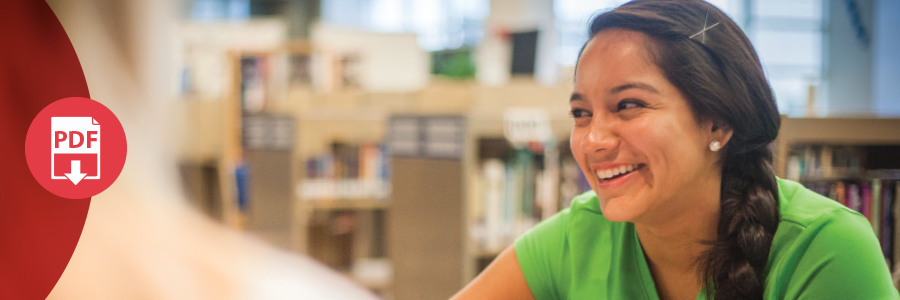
{"left": 51, "top": 117, "right": 101, "bottom": 185}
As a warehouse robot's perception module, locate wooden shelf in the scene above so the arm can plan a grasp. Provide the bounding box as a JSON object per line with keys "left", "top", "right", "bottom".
{"left": 798, "top": 176, "right": 865, "bottom": 182}
{"left": 799, "top": 171, "right": 900, "bottom": 182}
{"left": 309, "top": 199, "right": 388, "bottom": 210}
{"left": 774, "top": 117, "right": 900, "bottom": 178}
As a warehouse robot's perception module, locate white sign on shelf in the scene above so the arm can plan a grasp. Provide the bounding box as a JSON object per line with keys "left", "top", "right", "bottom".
{"left": 503, "top": 108, "right": 553, "bottom": 148}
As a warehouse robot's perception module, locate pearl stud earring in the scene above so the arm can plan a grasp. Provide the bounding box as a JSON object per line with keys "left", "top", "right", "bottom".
{"left": 710, "top": 140, "right": 721, "bottom": 152}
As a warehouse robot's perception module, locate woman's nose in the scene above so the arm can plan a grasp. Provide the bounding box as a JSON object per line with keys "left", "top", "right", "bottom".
{"left": 580, "top": 118, "right": 619, "bottom": 154}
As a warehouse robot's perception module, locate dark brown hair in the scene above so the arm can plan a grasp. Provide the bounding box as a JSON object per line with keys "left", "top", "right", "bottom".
{"left": 580, "top": 0, "right": 781, "bottom": 299}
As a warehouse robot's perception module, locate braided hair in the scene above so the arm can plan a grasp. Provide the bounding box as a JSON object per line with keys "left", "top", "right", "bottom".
{"left": 581, "top": 1, "right": 781, "bottom": 298}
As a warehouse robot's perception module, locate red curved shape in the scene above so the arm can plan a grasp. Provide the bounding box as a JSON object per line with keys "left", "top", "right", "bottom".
{"left": 0, "top": 0, "right": 92, "bottom": 299}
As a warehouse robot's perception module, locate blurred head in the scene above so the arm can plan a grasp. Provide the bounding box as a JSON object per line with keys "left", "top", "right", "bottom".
{"left": 571, "top": 0, "right": 781, "bottom": 298}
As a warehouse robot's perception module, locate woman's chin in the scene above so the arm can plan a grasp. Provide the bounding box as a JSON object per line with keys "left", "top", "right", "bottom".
{"left": 598, "top": 198, "right": 642, "bottom": 223}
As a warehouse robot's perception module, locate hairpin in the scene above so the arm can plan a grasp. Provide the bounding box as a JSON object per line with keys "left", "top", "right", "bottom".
{"left": 689, "top": 10, "right": 721, "bottom": 42}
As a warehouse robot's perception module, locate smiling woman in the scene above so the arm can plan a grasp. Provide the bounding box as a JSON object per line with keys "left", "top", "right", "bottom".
{"left": 451, "top": 1, "right": 898, "bottom": 300}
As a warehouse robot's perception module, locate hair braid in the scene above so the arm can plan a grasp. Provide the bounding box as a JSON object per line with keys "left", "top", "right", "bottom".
{"left": 700, "top": 147, "right": 779, "bottom": 299}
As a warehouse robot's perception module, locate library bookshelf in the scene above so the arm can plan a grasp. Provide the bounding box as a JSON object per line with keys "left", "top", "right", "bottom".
{"left": 774, "top": 117, "right": 900, "bottom": 178}
{"left": 774, "top": 117, "right": 900, "bottom": 277}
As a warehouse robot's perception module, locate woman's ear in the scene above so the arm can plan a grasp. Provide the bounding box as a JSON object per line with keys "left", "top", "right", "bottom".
{"left": 710, "top": 122, "right": 733, "bottom": 149}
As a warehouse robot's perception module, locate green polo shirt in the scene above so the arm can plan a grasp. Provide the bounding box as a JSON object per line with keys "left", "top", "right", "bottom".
{"left": 515, "top": 178, "right": 899, "bottom": 299}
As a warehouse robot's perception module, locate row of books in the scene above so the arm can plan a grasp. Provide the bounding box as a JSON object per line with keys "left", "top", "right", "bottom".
{"left": 786, "top": 145, "right": 864, "bottom": 180}
{"left": 803, "top": 179, "right": 899, "bottom": 264}
{"left": 305, "top": 142, "right": 389, "bottom": 180}
{"left": 470, "top": 147, "right": 590, "bottom": 254}
{"left": 300, "top": 143, "right": 390, "bottom": 200}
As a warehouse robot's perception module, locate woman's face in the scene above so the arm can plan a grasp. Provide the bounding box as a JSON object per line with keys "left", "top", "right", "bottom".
{"left": 571, "top": 29, "right": 724, "bottom": 224}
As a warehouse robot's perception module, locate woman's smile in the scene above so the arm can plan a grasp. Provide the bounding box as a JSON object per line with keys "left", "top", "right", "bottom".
{"left": 593, "top": 163, "right": 645, "bottom": 190}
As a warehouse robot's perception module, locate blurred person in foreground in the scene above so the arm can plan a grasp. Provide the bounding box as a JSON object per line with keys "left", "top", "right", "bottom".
{"left": 453, "top": 1, "right": 897, "bottom": 299}
{"left": 43, "top": 1, "right": 377, "bottom": 299}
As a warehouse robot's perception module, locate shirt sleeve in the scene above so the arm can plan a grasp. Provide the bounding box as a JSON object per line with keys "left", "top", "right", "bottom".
{"left": 789, "top": 209, "right": 899, "bottom": 300}
{"left": 515, "top": 208, "right": 570, "bottom": 300}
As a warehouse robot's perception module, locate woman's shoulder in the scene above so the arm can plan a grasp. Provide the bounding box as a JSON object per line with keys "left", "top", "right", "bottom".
{"left": 772, "top": 178, "right": 874, "bottom": 251}
{"left": 517, "top": 190, "right": 613, "bottom": 246}
{"left": 568, "top": 190, "right": 604, "bottom": 215}
{"left": 775, "top": 178, "right": 864, "bottom": 228}
{"left": 514, "top": 190, "right": 633, "bottom": 300}
{"left": 767, "top": 178, "right": 897, "bottom": 299}
{"left": 547, "top": 190, "right": 621, "bottom": 234}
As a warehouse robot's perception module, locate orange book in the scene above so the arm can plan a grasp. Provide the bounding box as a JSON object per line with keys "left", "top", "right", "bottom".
{"left": 836, "top": 181, "right": 846, "bottom": 206}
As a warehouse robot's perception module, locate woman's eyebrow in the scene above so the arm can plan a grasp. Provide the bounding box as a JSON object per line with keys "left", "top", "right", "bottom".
{"left": 570, "top": 82, "right": 658, "bottom": 102}
{"left": 570, "top": 92, "right": 585, "bottom": 102}
{"left": 610, "top": 82, "right": 659, "bottom": 95}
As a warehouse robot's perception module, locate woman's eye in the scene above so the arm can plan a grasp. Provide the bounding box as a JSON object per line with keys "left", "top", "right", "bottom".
{"left": 570, "top": 108, "right": 591, "bottom": 118}
{"left": 617, "top": 100, "right": 645, "bottom": 111}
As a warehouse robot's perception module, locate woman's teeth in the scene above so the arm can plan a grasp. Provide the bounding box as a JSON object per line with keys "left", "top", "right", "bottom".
{"left": 596, "top": 164, "right": 641, "bottom": 180}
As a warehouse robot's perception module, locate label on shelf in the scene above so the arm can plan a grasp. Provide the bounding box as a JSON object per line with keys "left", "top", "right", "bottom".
{"left": 297, "top": 179, "right": 390, "bottom": 200}
{"left": 243, "top": 114, "right": 294, "bottom": 151}
{"left": 388, "top": 115, "right": 465, "bottom": 160}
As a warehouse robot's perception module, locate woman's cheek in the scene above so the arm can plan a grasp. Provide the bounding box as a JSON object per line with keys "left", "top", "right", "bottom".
{"left": 621, "top": 117, "right": 657, "bottom": 154}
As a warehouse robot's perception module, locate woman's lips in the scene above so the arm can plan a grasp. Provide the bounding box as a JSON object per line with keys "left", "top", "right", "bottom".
{"left": 595, "top": 164, "right": 644, "bottom": 190}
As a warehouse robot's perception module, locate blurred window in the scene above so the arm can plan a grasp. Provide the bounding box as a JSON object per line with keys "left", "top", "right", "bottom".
{"left": 190, "top": 0, "right": 251, "bottom": 21}
{"left": 321, "top": 0, "right": 489, "bottom": 51}
{"left": 553, "top": 0, "right": 627, "bottom": 66}
{"left": 747, "top": 0, "right": 824, "bottom": 116}
{"left": 554, "top": 0, "right": 825, "bottom": 116}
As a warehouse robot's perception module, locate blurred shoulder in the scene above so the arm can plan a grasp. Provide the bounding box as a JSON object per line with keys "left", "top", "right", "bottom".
{"left": 768, "top": 179, "right": 897, "bottom": 299}
{"left": 519, "top": 190, "right": 602, "bottom": 242}
{"left": 776, "top": 178, "right": 861, "bottom": 228}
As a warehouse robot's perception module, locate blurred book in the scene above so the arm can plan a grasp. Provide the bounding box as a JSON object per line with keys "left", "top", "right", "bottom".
{"left": 470, "top": 138, "right": 582, "bottom": 255}
{"left": 299, "top": 142, "right": 390, "bottom": 201}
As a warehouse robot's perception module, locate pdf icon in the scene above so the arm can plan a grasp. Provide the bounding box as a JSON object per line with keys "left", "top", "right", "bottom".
{"left": 51, "top": 117, "right": 101, "bottom": 185}
{"left": 25, "top": 97, "right": 127, "bottom": 199}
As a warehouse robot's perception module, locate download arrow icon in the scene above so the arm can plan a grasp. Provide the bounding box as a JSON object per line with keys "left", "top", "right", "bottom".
{"left": 65, "top": 160, "right": 88, "bottom": 185}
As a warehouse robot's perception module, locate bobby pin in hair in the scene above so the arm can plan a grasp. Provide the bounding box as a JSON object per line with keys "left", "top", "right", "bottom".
{"left": 689, "top": 10, "right": 721, "bottom": 43}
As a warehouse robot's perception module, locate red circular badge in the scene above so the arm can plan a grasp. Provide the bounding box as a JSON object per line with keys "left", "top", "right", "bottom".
{"left": 24, "top": 97, "right": 127, "bottom": 199}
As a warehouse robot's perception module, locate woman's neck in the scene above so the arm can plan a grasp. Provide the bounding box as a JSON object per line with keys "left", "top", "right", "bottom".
{"left": 634, "top": 175, "right": 721, "bottom": 274}
{"left": 633, "top": 176, "right": 721, "bottom": 300}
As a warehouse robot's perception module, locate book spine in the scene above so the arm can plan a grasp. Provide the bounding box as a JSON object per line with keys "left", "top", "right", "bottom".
{"left": 380, "top": 143, "right": 390, "bottom": 181}
{"left": 873, "top": 179, "right": 882, "bottom": 233}
{"left": 893, "top": 183, "right": 900, "bottom": 271}
{"left": 882, "top": 182, "right": 893, "bottom": 259}
{"left": 848, "top": 184, "right": 861, "bottom": 213}
{"left": 804, "top": 147, "right": 816, "bottom": 178}
{"left": 820, "top": 146, "right": 833, "bottom": 177}
{"left": 862, "top": 182, "right": 872, "bottom": 222}
{"left": 359, "top": 144, "right": 368, "bottom": 180}
{"left": 503, "top": 163, "right": 516, "bottom": 246}
{"left": 483, "top": 159, "right": 505, "bottom": 252}
{"left": 541, "top": 147, "right": 560, "bottom": 220}
{"left": 836, "top": 182, "right": 846, "bottom": 206}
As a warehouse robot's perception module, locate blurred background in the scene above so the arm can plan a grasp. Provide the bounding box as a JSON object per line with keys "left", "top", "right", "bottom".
{"left": 43, "top": 0, "right": 900, "bottom": 299}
